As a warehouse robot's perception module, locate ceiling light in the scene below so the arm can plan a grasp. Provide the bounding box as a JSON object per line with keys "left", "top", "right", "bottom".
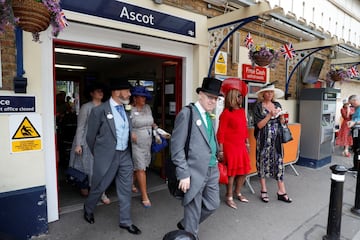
{"left": 55, "top": 48, "right": 121, "bottom": 58}
{"left": 55, "top": 64, "right": 87, "bottom": 70}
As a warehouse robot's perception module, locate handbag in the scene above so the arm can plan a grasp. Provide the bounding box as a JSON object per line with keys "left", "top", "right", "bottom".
{"left": 166, "top": 159, "right": 185, "bottom": 200}
{"left": 65, "top": 167, "right": 89, "bottom": 189}
{"left": 151, "top": 136, "right": 168, "bottom": 153}
{"left": 218, "top": 162, "right": 228, "bottom": 185}
{"left": 281, "top": 124, "right": 293, "bottom": 143}
{"left": 65, "top": 152, "right": 89, "bottom": 189}
{"left": 166, "top": 105, "right": 193, "bottom": 200}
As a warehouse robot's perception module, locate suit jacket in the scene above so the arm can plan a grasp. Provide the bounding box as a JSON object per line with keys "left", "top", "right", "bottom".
{"left": 170, "top": 104, "right": 219, "bottom": 205}
{"left": 86, "top": 100, "right": 132, "bottom": 189}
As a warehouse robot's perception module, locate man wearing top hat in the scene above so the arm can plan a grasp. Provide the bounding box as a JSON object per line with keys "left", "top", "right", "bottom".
{"left": 171, "top": 77, "right": 223, "bottom": 239}
{"left": 84, "top": 78, "right": 141, "bottom": 235}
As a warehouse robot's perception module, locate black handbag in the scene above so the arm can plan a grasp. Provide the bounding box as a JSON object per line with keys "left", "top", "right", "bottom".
{"left": 65, "top": 167, "right": 89, "bottom": 189}
{"left": 281, "top": 124, "right": 293, "bottom": 143}
{"left": 166, "top": 105, "right": 192, "bottom": 200}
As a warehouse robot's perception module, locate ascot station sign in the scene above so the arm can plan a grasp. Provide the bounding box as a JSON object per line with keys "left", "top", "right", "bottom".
{"left": 242, "top": 64, "right": 267, "bottom": 83}
{"left": 61, "top": 0, "right": 196, "bottom": 38}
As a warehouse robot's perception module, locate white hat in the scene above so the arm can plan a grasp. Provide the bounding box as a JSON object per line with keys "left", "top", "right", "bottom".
{"left": 255, "top": 83, "right": 284, "bottom": 99}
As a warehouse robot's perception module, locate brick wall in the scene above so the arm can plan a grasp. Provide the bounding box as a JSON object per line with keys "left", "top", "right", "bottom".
{"left": 0, "top": 26, "right": 16, "bottom": 90}
{"left": 162, "top": 0, "right": 336, "bottom": 99}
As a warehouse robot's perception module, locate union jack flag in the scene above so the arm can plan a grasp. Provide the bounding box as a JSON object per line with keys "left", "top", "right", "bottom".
{"left": 349, "top": 66, "right": 359, "bottom": 77}
{"left": 280, "top": 42, "right": 296, "bottom": 60}
{"left": 58, "top": 10, "right": 69, "bottom": 29}
{"left": 244, "top": 33, "right": 253, "bottom": 49}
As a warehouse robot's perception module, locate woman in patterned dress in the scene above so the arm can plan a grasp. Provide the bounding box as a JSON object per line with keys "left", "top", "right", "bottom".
{"left": 253, "top": 83, "right": 292, "bottom": 203}
{"left": 130, "top": 86, "right": 156, "bottom": 208}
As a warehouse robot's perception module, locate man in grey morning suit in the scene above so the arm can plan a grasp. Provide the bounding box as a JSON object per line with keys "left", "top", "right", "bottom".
{"left": 83, "top": 78, "right": 141, "bottom": 235}
{"left": 171, "top": 77, "right": 223, "bottom": 239}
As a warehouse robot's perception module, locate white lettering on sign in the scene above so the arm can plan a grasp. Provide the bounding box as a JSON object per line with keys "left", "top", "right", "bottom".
{"left": 0, "top": 99, "right": 10, "bottom": 105}
{"left": 119, "top": 6, "right": 155, "bottom": 25}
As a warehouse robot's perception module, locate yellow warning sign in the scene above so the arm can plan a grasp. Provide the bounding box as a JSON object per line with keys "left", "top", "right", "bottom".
{"left": 215, "top": 51, "right": 227, "bottom": 75}
{"left": 12, "top": 116, "right": 41, "bottom": 139}
{"left": 217, "top": 53, "right": 225, "bottom": 63}
{"left": 12, "top": 139, "right": 42, "bottom": 152}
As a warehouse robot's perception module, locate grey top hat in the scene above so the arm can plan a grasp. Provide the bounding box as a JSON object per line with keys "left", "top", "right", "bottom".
{"left": 196, "top": 77, "right": 223, "bottom": 96}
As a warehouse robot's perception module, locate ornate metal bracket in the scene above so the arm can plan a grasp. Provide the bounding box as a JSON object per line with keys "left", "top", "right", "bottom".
{"left": 284, "top": 46, "right": 328, "bottom": 99}
{"left": 208, "top": 16, "right": 258, "bottom": 77}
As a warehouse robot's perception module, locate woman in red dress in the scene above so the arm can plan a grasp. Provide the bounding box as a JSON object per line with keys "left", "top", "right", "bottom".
{"left": 336, "top": 102, "right": 354, "bottom": 157}
{"left": 217, "top": 81, "right": 251, "bottom": 209}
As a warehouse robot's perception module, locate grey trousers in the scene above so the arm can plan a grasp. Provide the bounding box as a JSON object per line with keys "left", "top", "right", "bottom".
{"left": 181, "top": 166, "right": 220, "bottom": 238}
{"left": 84, "top": 149, "right": 133, "bottom": 226}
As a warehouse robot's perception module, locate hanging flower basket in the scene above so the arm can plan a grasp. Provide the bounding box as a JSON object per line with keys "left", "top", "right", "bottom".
{"left": 0, "top": 0, "right": 67, "bottom": 42}
{"left": 329, "top": 72, "right": 343, "bottom": 82}
{"left": 12, "top": 0, "right": 51, "bottom": 33}
{"left": 252, "top": 54, "right": 273, "bottom": 66}
{"left": 326, "top": 67, "right": 351, "bottom": 82}
{"left": 248, "top": 45, "right": 279, "bottom": 69}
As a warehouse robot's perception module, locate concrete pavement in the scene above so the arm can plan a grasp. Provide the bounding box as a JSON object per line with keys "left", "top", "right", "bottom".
{"left": 33, "top": 146, "right": 360, "bottom": 240}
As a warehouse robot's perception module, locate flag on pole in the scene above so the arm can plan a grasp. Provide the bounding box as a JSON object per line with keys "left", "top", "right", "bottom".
{"left": 280, "top": 42, "right": 296, "bottom": 60}
{"left": 349, "top": 66, "right": 359, "bottom": 77}
{"left": 58, "top": 10, "right": 69, "bottom": 29}
{"left": 244, "top": 33, "right": 253, "bottom": 49}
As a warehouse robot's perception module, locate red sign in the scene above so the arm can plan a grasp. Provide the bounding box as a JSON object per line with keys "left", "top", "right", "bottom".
{"left": 242, "top": 64, "right": 267, "bottom": 83}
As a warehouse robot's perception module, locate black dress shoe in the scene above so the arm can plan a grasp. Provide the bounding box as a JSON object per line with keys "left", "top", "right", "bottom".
{"left": 119, "top": 224, "right": 141, "bottom": 235}
{"left": 83, "top": 209, "right": 94, "bottom": 224}
{"left": 348, "top": 167, "right": 357, "bottom": 172}
{"left": 177, "top": 222, "right": 184, "bottom": 230}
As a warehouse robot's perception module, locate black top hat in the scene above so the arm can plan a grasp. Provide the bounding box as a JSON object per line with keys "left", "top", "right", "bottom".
{"left": 163, "top": 230, "right": 196, "bottom": 240}
{"left": 109, "top": 78, "right": 132, "bottom": 91}
{"left": 196, "top": 77, "right": 222, "bottom": 96}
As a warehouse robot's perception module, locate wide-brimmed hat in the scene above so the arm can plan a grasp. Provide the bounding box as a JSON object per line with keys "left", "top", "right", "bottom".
{"left": 220, "top": 78, "right": 248, "bottom": 96}
{"left": 109, "top": 78, "right": 132, "bottom": 91}
{"left": 131, "top": 86, "right": 152, "bottom": 100}
{"left": 255, "top": 82, "right": 284, "bottom": 99}
{"left": 196, "top": 77, "right": 222, "bottom": 96}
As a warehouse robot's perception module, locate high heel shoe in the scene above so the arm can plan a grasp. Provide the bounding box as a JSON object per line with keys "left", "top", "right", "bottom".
{"left": 101, "top": 193, "right": 111, "bottom": 205}
{"left": 225, "top": 196, "right": 237, "bottom": 209}
{"left": 260, "top": 191, "right": 269, "bottom": 203}
{"left": 277, "top": 193, "right": 292, "bottom": 203}
{"left": 235, "top": 193, "right": 249, "bottom": 203}
{"left": 343, "top": 150, "right": 350, "bottom": 157}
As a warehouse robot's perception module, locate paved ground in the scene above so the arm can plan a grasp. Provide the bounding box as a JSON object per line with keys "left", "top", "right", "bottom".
{"left": 33, "top": 146, "right": 360, "bottom": 240}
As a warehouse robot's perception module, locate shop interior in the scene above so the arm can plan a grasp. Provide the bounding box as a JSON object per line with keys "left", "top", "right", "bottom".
{"left": 54, "top": 42, "right": 181, "bottom": 212}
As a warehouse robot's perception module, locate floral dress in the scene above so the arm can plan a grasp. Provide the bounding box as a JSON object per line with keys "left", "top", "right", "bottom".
{"left": 336, "top": 106, "right": 354, "bottom": 147}
{"left": 253, "top": 101, "right": 284, "bottom": 181}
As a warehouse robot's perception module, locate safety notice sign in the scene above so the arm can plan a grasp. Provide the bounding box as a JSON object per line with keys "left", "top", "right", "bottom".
{"left": 9, "top": 114, "right": 42, "bottom": 153}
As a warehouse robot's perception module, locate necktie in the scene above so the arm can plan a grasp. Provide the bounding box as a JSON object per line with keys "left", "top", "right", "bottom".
{"left": 115, "top": 105, "right": 126, "bottom": 121}
{"left": 205, "top": 112, "right": 212, "bottom": 130}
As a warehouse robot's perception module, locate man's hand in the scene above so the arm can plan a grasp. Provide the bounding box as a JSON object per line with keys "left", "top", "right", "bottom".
{"left": 178, "top": 177, "right": 190, "bottom": 193}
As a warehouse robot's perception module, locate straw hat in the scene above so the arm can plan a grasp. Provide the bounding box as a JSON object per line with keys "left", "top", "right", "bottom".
{"left": 255, "top": 82, "right": 284, "bottom": 99}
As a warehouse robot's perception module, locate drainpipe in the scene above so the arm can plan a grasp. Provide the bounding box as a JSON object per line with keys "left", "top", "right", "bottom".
{"left": 14, "top": 27, "right": 27, "bottom": 93}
